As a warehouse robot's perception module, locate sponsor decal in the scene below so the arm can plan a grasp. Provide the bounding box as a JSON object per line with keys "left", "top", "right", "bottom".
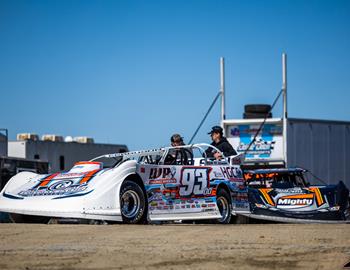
{"left": 203, "top": 187, "right": 214, "bottom": 195}
{"left": 237, "top": 138, "right": 275, "bottom": 156}
{"left": 231, "top": 124, "right": 282, "bottom": 159}
{"left": 149, "top": 179, "right": 177, "bottom": 184}
{"left": 277, "top": 198, "right": 313, "bottom": 206}
{"left": 18, "top": 170, "right": 100, "bottom": 197}
{"left": 220, "top": 167, "right": 242, "bottom": 180}
{"left": 277, "top": 194, "right": 314, "bottom": 208}
{"left": 148, "top": 193, "right": 163, "bottom": 202}
{"left": 213, "top": 171, "right": 224, "bottom": 178}
{"left": 275, "top": 188, "right": 303, "bottom": 194}
{"left": 149, "top": 167, "right": 176, "bottom": 180}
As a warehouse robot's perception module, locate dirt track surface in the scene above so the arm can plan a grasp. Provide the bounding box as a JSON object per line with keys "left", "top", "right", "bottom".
{"left": 0, "top": 223, "right": 349, "bottom": 270}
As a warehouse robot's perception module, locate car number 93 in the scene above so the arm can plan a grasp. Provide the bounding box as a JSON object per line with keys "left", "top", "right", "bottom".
{"left": 179, "top": 168, "right": 210, "bottom": 196}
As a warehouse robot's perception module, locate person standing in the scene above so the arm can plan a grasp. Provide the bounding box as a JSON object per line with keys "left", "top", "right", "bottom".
{"left": 205, "top": 126, "right": 237, "bottom": 159}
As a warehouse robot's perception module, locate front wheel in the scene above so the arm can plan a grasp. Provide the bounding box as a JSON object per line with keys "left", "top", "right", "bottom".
{"left": 216, "top": 189, "right": 232, "bottom": 224}
{"left": 120, "top": 180, "right": 147, "bottom": 224}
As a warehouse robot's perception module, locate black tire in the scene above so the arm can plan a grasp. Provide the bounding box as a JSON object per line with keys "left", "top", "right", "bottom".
{"left": 216, "top": 188, "right": 232, "bottom": 224}
{"left": 244, "top": 104, "right": 271, "bottom": 114}
{"left": 243, "top": 112, "right": 272, "bottom": 119}
{"left": 120, "top": 180, "right": 147, "bottom": 224}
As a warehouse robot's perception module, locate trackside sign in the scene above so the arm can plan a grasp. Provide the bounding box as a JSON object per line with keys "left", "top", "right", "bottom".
{"left": 224, "top": 119, "right": 284, "bottom": 161}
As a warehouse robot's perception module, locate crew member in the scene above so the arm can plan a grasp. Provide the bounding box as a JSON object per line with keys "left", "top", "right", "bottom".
{"left": 205, "top": 126, "right": 237, "bottom": 159}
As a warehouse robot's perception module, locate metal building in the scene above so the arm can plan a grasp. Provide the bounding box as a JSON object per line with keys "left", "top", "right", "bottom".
{"left": 287, "top": 118, "right": 350, "bottom": 186}
{"left": 0, "top": 130, "right": 7, "bottom": 157}
{"left": 222, "top": 118, "right": 350, "bottom": 187}
{"left": 8, "top": 139, "right": 128, "bottom": 172}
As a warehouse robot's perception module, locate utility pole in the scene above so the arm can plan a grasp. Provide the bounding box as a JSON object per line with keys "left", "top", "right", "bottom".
{"left": 220, "top": 57, "right": 226, "bottom": 135}
{"left": 282, "top": 53, "right": 288, "bottom": 166}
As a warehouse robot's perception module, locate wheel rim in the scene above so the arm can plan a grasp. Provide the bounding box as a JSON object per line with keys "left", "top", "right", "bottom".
{"left": 217, "top": 196, "right": 229, "bottom": 222}
{"left": 121, "top": 190, "right": 141, "bottom": 218}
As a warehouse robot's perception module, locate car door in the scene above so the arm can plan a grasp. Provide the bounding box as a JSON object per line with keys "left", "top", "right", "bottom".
{"left": 140, "top": 148, "right": 213, "bottom": 216}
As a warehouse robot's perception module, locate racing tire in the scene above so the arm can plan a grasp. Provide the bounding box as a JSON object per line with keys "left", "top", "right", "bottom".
{"left": 216, "top": 189, "right": 232, "bottom": 224}
{"left": 243, "top": 112, "right": 272, "bottom": 119}
{"left": 120, "top": 180, "right": 147, "bottom": 224}
{"left": 244, "top": 104, "right": 271, "bottom": 114}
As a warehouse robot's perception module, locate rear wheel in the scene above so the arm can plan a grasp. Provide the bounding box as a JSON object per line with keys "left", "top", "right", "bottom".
{"left": 216, "top": 189, "right": 232, "bottom": 224}
{"left": 120, "top": 180, "right": 147, "bottom": 224}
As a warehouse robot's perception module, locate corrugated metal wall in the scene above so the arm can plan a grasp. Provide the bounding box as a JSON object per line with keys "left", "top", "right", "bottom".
{"left": 0, "top": 133, "right": 7, "bottom": 156}
{"left": 287, "top": 118, "right": 350, "bottom": 188}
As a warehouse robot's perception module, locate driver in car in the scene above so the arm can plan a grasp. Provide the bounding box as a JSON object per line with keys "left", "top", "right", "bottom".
{"left": 165, "top": 134, "right": 192, "bottom": 165}
{"left": 170, "top": 134, "right": 185, "bottom": 147}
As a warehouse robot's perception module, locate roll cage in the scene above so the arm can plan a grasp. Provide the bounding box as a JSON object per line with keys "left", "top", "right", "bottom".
{"left": 90, "top": 143, "right": 233, "bottom": 168}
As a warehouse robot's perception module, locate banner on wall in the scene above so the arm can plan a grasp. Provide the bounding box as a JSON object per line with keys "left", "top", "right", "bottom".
{"left": 226, "top": 122, "right": 284, "bottom": 161}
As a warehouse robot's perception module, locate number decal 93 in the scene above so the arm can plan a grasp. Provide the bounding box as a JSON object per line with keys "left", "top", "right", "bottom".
{"left": 179, "top": 168, "right": 211, "bottom": 197}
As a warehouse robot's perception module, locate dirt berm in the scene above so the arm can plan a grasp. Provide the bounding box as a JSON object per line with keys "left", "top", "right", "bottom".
{"left": 0, "top": 223, "right": 349, "bottom": 270}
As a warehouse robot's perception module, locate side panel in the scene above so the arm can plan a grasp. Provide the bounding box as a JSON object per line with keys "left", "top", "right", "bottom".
{"left": 137, "top": 163, "right": 249, "bottom": 220}
{"left": 138, "top": 164, "right": 219, "bottom": 218}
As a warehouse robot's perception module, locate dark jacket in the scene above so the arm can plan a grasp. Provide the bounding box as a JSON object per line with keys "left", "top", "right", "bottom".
{"left": 205, "top": 137, "right": 237, "bottom": 158}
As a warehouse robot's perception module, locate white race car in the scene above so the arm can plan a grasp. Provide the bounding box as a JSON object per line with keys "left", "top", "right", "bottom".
{"left": 0, "top": 144, "right": 249, "bottom": 224}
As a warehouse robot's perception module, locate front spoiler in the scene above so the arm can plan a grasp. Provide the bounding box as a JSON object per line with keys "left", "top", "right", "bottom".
{"left": 240, "top": 208, "right": 350, "bottom": 224}
{"left": 0, "top": 206, "right": 122, "bottom": 222}
{"left": 0, "top": 193, "right": 122, "bottom": 222}
{"left": 240, "top": 213, "right": 350, "bottom": 224}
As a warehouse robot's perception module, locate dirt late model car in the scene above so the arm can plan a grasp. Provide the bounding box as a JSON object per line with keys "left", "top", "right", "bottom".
{"left": 242, "top": 168, "right": 350, "bottom": 223}
{"left": 0, "top": 144, "right": 249, "bottom": 224}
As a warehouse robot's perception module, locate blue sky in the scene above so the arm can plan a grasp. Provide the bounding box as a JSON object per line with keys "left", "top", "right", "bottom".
{"left": 1, "top": 0, "right": 349, "bottom": 150}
